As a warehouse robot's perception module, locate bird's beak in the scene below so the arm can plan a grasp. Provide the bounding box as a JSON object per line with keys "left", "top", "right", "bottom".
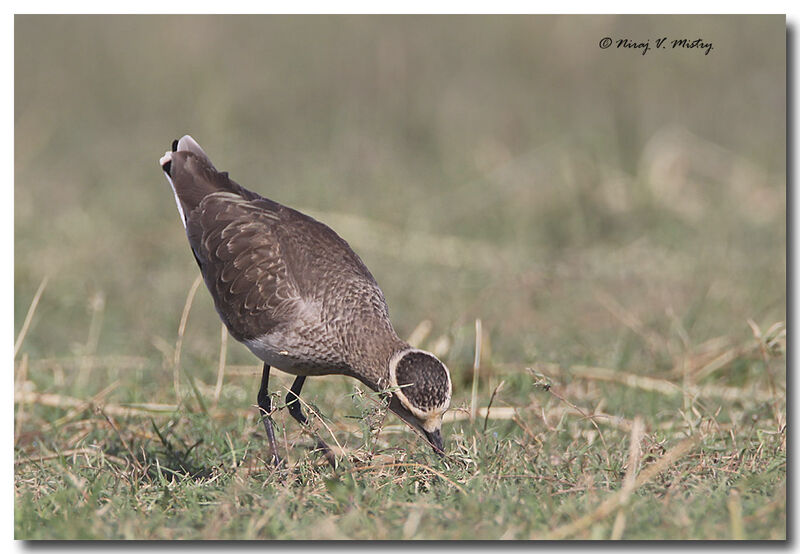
{"left": 386, "top": 394, "right": 446, "bottom": 456}
{"left": 424, "top": 428, "right": 444, "bottom": 456}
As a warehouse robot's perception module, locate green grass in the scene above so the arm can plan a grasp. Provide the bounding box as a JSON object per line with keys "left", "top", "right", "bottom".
{"left": 14, "top": 15, "right": 786, "bottom": 539}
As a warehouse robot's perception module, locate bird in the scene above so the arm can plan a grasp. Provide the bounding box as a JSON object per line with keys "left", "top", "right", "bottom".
{"left": 159, "top": 135, "right": 452, "bottom": 465}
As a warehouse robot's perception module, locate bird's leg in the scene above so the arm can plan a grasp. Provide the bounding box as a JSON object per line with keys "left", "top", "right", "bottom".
{"left": 286, "top": 376, "right": 336, "bottom": 467}
{"left": 257, "top": 363, "right": 282, "bottom": 466}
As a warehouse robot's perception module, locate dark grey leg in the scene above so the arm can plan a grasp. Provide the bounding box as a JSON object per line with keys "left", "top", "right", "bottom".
{"left": 257, "top": 363, "right": 282, "bottom": 466}
{"left": 286, "top": 376, "right": 336, "bottom": 467}
{"left": 285, "top": 376, "right": 309, "bottom": 424}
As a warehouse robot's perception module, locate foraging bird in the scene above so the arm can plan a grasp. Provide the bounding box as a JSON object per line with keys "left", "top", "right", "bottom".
{"left": 159, "top": 135, "right": 451, "bottom": 464}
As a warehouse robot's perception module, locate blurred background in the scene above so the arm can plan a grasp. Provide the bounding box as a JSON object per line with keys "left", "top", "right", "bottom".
{"left": 15, "top": 15, "right": 785, "bottom": 408}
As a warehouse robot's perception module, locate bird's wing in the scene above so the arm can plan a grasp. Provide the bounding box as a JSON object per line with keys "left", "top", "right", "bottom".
{"left": 274, "top": 205, "right": 386, "bottom": 304}
{"left": 185, "top": 192, "right": 303, "bottom": 341}
{"left": 164, "top": 135, "right": 391, "bottom": 341}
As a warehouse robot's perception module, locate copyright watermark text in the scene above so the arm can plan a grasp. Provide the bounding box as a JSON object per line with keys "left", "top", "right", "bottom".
{"left": 599, "top": 36, "right": 713, "bottom": 56}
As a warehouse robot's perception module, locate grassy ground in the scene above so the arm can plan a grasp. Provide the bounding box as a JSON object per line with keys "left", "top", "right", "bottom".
{"left": 14, "top": 15, "right": 785, "bottom": 539}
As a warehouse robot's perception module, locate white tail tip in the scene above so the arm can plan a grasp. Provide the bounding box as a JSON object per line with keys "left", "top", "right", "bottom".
{"left": 177, "top": 135, "right": 208, "bottom": 159}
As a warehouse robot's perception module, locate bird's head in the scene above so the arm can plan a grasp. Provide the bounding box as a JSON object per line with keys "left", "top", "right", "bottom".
{"left": 386, "top": 348, "right": 452, "bottom": 454}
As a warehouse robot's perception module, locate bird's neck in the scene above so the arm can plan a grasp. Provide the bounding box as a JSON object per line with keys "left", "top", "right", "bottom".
{"left": 346, "top": 329, "right": 409, "bottom": 392}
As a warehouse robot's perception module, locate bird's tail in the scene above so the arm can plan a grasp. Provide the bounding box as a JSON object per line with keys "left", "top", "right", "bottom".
{"left": 159, "top": 135, "right": 232, "bottom": 227}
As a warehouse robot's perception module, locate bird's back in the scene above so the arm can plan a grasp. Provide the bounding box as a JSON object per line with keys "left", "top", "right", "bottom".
{"left": 161, "top": 136, "right": 400, "bottom": 378}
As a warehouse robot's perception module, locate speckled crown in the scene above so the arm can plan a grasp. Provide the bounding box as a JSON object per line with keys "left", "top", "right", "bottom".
{"left": 388, "top": 349, "right": 451, "bottom": 416}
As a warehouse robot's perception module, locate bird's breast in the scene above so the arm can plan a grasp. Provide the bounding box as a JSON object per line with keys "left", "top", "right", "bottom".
{"left": 243, "top": 326, "right": 350, "bottom": 376}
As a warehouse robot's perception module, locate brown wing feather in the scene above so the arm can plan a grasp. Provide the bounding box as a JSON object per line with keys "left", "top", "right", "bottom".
{"left": 186, "top": 190, "right": 393, "bottom": 346}
{"left": 186, "top": 192, "right": 301, "bottom": 341}
{"left": 273, "top": 205, "right": 383, "bottom": 297}
{"left": 171, "top": 142, "right": 392, "bottom": 349}
{"left": 273, "top": 207, "right": 396, "bottom": 357}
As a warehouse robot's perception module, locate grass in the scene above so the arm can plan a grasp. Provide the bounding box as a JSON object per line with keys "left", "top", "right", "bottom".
{"left": 13, "top": 298, "right": 787, "bottom": 539}
{"left": 14, "top": 15, "right": 786, "bottom": 540}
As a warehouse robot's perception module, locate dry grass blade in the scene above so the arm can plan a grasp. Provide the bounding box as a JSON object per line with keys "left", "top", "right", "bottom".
{"left": 214, "top": 323, "right": 228, "bottom": 408}
{"left": 445, "top": 405, "right": 636, "bottom": 432}
{"left": 174, "top": 274, "right": 204, "bottom": 404}
{"left": 225, "top": 432, "right": 238, "bottom": 470}
{"left": 728, "top": 488, "right": 745, "bottom": 540}
{"left": 571, "top": 365, "right": 682, "bottom": 395}
{"left": 45, "top": 381, "right": 121, "bottom": 431}
{"left": 688, "top": 346, "right": 746, "bottom": 382}
{"left": 541, "top": 433, "right": 702, "bottom": 540}
{"left": 76, "top": 291, "right": 106, "bottom": 387}
{"left": 444, "top": 406, "right": 515, "bottom": 423}
{"left": 747, "top": 318, "right": 784, "bottom": 428}
{"left": 15, "top": 447, "right": 128, "bottom": 468}
{"left": 15, "top": 390, "right": 177, "bottom": 417}
{"left": 14, "top": 275, "right": 49, "bottom": 359}
{"left": 470, "top": 318, "right": 482, "bottom": 421}
{"left": 610, "top": 416, "right": 644, "bottom": 539}
{"left": 278, "top": 385, "right": 343, "bottom": 455}
{"left": 483, "top": 380, "right": 505, "bottom": 433}
{"left": 540, "top": 363, "right": 780, "bottom": 404}
{"left": 402, "top": 507, "right": 424, "bottom": 539}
